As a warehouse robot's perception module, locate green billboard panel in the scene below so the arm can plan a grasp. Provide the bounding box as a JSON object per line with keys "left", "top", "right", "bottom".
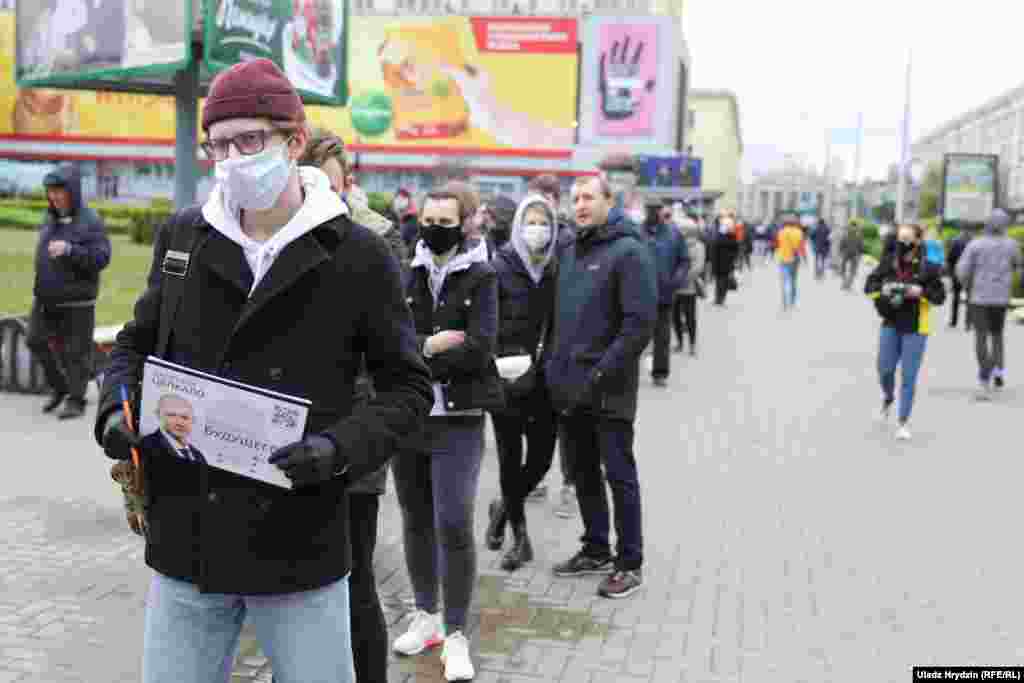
{"left": 204, "top": 0, "right": 348, "bottom": 105}
{"left": 15, "top": 0, "right": 196, "bottom": 93}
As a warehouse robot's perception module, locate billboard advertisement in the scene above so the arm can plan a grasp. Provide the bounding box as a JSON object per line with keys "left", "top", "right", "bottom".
{"left": 15, "top": 0, "right": 192, "bottom": 86}
{"left": 942, "top": 153, "right": 998, "bottom": 223}
{"left": 577, "top": 15, "right": 680, "bottom": 150}
{"left": 636, "top": 155, "right": 701, "bottom": 188}
{"left": 596, "top": 23, "right": 657, "bottom": 137}
{"left": 205, "top": 0, "right": 348, "bottom": 105}
{"left": 337, "top": 16, "right": 577, "bottom": 152}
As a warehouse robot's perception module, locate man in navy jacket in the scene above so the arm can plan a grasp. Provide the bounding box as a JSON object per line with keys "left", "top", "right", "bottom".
{"left": 27, "top": 163, "right": 111, "bottom": 419}
{"left": 545, "top": 175, "right": 657, "bottom": 599}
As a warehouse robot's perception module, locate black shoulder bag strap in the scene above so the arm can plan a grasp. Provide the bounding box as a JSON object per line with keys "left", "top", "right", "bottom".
{"left": 156, "top": 208, "right": 208, "bottom": 359}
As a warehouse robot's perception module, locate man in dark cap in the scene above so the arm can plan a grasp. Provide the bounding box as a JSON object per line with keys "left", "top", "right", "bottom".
{"left": 27, "top": 163, "right": 111, "bottom": 419}
{"left": 95, "top": 58, "right": 432, "bottom": 681}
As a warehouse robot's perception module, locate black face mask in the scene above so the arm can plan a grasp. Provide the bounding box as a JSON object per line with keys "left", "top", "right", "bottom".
{"left": 897, "top": 240, "right": 915, "bottom": 258}
{"left": 421, "top": 223, "right": 462, "bottom": 255}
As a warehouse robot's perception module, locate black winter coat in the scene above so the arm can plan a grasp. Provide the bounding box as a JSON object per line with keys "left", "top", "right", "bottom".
{"left": 93, "top": 210, "right": 433, "bottom": 595}
{"left": 34, "top": 163, "right": 111, "bottom": 305}
{"left": 405, "top": 248, "right": 503, "bottom": 419}
{"left": 492, "top": 244, "right": 556, "bottom": 414}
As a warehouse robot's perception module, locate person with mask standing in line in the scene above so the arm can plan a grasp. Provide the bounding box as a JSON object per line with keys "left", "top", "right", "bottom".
{"left": 95, "top": 59, "right": 433, "bottom": 682}
{"left": 546, "top": 175, "right": 656, "bottom": 599}
{"left": 946, "top": 227, "right": 973, "bottom": 330}
{"left": 486, "top": 194, "right": 559, "bottom": 572}
{"left": 28, "top": 163, "right": 111, "bottom": 419}
{"left": 710, "top": 210, "right": 740, "bottom": 306}
{"left": 391, "top": 181, "right": 502, "bottom": 681}
{"left": 297, "top": 128, "right": 408, "bottom": 682}
{"left": 673, "top": 213, "right": 705, "bottom": 356}
{"left": 865, "top": 224, "right": 946, "bottom": 440}
{"left": 639, "top": 201, "right": 689, "bottom": 387}
{"left": 955, "top": 209, "right": 1023, "bottom": 400}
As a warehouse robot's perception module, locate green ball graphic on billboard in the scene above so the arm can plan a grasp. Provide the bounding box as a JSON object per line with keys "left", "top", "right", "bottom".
{"left": 350, "top": 91, "right": 393, "bottom": 137}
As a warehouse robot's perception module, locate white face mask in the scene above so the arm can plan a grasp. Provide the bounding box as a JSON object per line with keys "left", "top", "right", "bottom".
{"left": 215, "top": 143, "right": 294, "bottom": 211}
{"left": 522, "top": 223, "right": 552, "bottom": 252}
{"left": 627, "top": 209, "right": 645, "bottom": 225}
{"left": 393, "top": 197, "right": 409, "bottom": 211}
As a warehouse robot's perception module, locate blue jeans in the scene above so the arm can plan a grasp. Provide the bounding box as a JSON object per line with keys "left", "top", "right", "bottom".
{"left": 779, "top": 262, "right": 798, "bottom": 308}
{"left": 877, "top": 327, "right": 928, "bottom": 424}
{"left": 143, "top": 573, "right": 353, "bottom": 683}
{"left": 562, "top": 416, "right": 643, "bottom": 571}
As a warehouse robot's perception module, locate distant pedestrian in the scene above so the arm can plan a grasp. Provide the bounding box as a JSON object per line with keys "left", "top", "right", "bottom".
{"left": 641, "top": 201, "right": 689, "bottom": 386}
{"left": 955, "top": 209, "right": 1023, "bottom": 400}
{"left": 546, "top": 175, "right": 656, "bottom": 599}
{"left": 813, "top": 218, "right": 831, "bottom": 280}
{"left": 673, "top": 214, "right": 705, "bottom": 356}
{"left": 27, "top": 163, "right": 111, "bottom": 420}
{"left": 486, "top": 194, "right": 559, "bottom": 572}
{"left": 710, "top": 210, "right": 740, "bottom": 306}
{"left": 775, "top": 215, "right": 805, "bottom": 311}
{"left": 838, "top": 222, "right": 865, "bottom": 291}
{"left": 946, "top": 228, "right": 972, "bottom": 329}
{"left": 390, "top": 187, "right": 419, "bottom": 251}
{"left": 865, "top": 223, "right": 946, "bottom": 441}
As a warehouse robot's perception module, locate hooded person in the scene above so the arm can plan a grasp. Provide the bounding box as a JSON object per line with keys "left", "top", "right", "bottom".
{"left": 672, "top": 215, "right": 705, "bottom": 354}
{"left": 391, "top": 180, "right": 501, "bottom": 680}
{"left": 486, "top": 193, "right": 517, "bottom": 257}
{"left": 94, "top": 58, "right": 433, "bottom": 682}
{"left": 26, "top": 162, "right": 111, "bottom": 419}
{"left": 956, "top": 209, "right": 1024, "bottom": 397}
{"left": 485, "top": 194, "right": 559, "bottom": 573}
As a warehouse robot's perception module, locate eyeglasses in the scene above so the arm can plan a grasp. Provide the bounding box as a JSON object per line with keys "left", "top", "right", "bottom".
{"left": 200, "top": 129, "right": 292, "bottom": 161}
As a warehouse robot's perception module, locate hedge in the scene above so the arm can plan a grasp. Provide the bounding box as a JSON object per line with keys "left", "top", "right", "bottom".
{"left": 0, "top": 197, "right": 171, "bottom": 238}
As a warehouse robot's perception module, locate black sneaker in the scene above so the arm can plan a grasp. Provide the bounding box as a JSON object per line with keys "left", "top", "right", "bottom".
{"left": 994, "top": 376, "right": 1005, "bottom": 390}
{"left": 652, "top": 376, "right": 668, "bottom": 388}
{"left": 597, "top": 569, "right": 644, "bottom": 599}
{"left": 42, "top": 392, "right": 68, "bottom": 414}
{"left": 58, "top": 398, "right": 86, "bottom": 420}
{"left": 553, "top": 551, "right": 614, "bottom": 577}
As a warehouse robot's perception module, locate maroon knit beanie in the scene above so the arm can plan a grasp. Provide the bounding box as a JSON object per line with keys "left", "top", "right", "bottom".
{"left": 202, "top": 59, "right": 305, "bottom": 132}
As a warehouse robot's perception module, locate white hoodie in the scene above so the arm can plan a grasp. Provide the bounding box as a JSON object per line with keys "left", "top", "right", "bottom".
{"left": 201, "top": 166, "right": 348, "bottom": 296}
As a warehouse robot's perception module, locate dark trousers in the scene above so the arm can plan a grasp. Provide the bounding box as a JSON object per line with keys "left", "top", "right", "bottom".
{"left": 973, "top": 305, "right": 1008, "bottom": 382}
{"left": 557, "top": 421, "right": 575, "bottom": 487}
{"left": 672, "top": 294, "right": 697, "bottom": 348}
{"left": 492, "top": 406, "right": 558, "bottom": 523}
{"left": 950, "top": 280, "right": 964, "bottom": 327}
{"left": 814, "top": 250, "right": 828, "bottom": 279}
{"left": 348, "top": 493, "right": 386, "bottom": 683}
{"left": 562, "top": 416, "right": 643, "bottom": 571}
{"left": 652, "top": 304, "right": 672, "bottom": 379}
{"left": 714, "top": 273, "right": 730, "bottom": 305}
{"left": 26, "top": 301, "right": 95, "bottom": 401}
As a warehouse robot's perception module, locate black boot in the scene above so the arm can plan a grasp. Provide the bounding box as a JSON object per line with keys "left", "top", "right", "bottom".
{"left": 501, "top": 520, "right": 534, "bottom": 572}
{"left": 486, "top": 498, "right": 507, "bottom": 551}
{"left": 42, "top": 391, "right": 68, "bottom": 414}
{"left": 58, "top": 398, "right": 86, "bottom": 420}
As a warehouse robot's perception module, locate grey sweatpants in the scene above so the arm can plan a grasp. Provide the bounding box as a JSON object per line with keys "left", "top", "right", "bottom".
{"left": 391, "top": 416, "right": 485, "bottom": 633}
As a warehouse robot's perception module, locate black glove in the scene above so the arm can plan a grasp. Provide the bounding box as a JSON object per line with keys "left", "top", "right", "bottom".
{"left": 268, "top": 435, "right": 346, "bottom": 489}
{"left": 101, "top": 410, "right": 140, "bottom": 461}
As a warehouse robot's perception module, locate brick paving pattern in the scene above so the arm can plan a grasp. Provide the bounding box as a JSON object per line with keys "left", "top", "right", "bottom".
{"left": 1, "top": 264, "right": 1022, "bottom": 682}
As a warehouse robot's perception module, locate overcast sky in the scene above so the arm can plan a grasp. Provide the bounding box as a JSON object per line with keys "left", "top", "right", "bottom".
{"left": 684, "top": 1, "right": 1024, "bottom": 183}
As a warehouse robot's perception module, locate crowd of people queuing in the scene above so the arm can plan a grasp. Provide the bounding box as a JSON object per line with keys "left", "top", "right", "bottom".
{"left": 18, "top": 59, "right": 1019, "bottom": 682}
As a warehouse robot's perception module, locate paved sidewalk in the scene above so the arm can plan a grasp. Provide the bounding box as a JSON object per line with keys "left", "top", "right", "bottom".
{"left": 2, "top": 262, "right": 1023, "bottom": 682}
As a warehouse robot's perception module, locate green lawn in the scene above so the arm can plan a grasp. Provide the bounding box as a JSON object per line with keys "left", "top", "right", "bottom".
{"left": 0, "top": 228, "right": 152, "bottom": 326}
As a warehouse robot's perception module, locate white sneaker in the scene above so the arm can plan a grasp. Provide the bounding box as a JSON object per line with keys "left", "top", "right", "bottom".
{"left": 895, "top": 425, "right": 912, "bottom": 441}
{"left": 393, "top": 610, "right": 444, "bottom": 656}
{"left": 441, "top": 631, "right": 475, "bottom": 681}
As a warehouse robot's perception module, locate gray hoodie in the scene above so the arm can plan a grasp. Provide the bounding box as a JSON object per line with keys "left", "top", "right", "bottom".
{"left": 510, "top": 194, "right": 558, "bottom": 284}
{"left": 956, "top": 209, "right": 1023, "bottom": 306}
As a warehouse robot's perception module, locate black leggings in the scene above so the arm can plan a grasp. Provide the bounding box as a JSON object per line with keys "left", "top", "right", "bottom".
{"left": 672, "top": 294, "right": 697, "bottom": 347}
{"left": 348, "top": 493, "right": 387, "bottom": 683}
{"left": 492, "top": 406, "right": 557, "bottom": 524}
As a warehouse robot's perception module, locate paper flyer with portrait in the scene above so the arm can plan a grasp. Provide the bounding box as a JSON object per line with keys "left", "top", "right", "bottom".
{"left": 139, "top": 357, "right": 310, "bottom": 489}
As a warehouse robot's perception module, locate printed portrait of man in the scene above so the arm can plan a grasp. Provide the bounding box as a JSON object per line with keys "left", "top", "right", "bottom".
{"left": 142, "top": 393, "right": 206, "bottom": 464}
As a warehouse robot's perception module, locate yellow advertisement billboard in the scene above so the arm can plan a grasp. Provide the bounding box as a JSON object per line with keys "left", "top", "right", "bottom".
{"left": 0, "top": 11, "right": 579, "bottom": 156}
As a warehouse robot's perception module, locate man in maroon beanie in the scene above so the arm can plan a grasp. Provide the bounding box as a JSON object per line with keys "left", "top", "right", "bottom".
{"left": 93, "top": 58, "right": 432, "bottom": 683}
